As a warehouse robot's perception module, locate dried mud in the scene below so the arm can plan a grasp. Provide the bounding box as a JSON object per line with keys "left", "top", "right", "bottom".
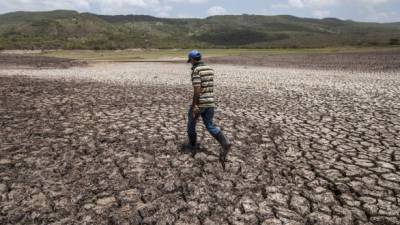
{"left": 207, "top": 50, "right": 400, "bottom": 72}
{"left": 0, "top": 61, "right": 400, "bottom": 225}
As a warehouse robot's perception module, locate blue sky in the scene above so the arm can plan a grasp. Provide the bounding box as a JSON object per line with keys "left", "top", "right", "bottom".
{"left": 0, "top": 0, "right": 399, "bottom": 22}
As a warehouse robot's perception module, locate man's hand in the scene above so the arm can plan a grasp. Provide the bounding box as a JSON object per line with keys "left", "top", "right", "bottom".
{"left": 192, "top": 104, "right": 200, "bottom": 120}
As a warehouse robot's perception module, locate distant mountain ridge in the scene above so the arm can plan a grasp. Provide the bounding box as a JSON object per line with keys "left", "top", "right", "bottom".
{"left": 0, "top": 10, "right": 399, "bottom": 49}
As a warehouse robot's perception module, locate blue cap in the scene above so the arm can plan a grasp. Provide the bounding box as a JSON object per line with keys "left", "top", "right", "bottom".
{"left": 187, "top": 50, "right": 202, "bottom": 63}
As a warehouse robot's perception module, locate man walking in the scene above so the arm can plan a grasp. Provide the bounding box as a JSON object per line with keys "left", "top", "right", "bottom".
{"left": 182, "top": 50, "right": 232, "bottom": 165}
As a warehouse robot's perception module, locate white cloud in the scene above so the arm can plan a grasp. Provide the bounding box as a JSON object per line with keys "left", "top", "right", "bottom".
{"left": 363, "top": 5, "right": 400, "bottom": 22}
{"left": 207, "top": 6, "right": 227, "bottom": 16}
{"left": 358, "top": 0, "right": 391, "bottom": 3}
{"left": 1, "top": 0, "right": 85, "bottom": 12}
{"left": 286, "top": 0, "right": 394, "bottom": 9}
{"left": 153, "top": 5, "right": 173, "bottom": 17}
{"left": 165, "top": 0, "right": 207, "bottom": 4}
{"left": 95, "top": 0, "right": 161, "bottom": 14}
{"left": 267, "top": 0, "right": 399, "bottom": 22}
{"left": 287, "top": 0, "right": 339, "bottom": 8}
{"left": 271, "top": 3, "right": 291, "bottom": 9}
{"left": 288, "top": 0, "right": 305, "bottom": 8}
{"left": 312, "top": 10, "right": 331, "bottom": 18}
{"left": 0, "top": 0, "right": 398, "bottom": 22}
{"left": 0, "top": 0, "right": 163, "bottom": 15}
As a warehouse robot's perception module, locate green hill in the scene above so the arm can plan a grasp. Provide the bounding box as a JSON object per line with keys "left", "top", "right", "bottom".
{"left": 0, "top": 10, "right": 399, "bottom": 49}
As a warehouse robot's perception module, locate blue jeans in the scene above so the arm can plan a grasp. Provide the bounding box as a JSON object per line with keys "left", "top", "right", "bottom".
{"left": 187, "top": 107, "right": 220, "bottom": 145}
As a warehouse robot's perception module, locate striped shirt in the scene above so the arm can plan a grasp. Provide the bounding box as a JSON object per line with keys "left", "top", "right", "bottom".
{"left": 191, "top": 62, "right": 216, "bottom": 108}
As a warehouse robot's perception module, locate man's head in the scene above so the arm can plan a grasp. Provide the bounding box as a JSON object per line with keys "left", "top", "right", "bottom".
{"left": 187, "top": 50, "right": 202, "bottom": 65}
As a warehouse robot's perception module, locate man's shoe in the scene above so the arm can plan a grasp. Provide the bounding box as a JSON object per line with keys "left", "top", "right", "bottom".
{"left": 212, "top": 132, "right": 232, "bottom": 166}
{"left": 219, "top": 143, "right": 232, "bottom": 162}
{"left": 181, "top": 143, "right": 198, "bottom": 156}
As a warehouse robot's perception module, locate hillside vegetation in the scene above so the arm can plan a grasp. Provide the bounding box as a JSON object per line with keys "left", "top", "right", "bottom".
{"left": 0, "top": 10, "right": 399, "bottom": 49}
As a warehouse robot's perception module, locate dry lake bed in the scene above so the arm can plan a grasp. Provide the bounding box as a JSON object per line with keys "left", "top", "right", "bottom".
{"left": 0, "top": 52, "right": 399, "bottom": 225}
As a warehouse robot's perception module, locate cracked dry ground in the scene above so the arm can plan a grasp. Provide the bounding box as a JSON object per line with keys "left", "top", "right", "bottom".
{"left": 1, "top": 64, "right": 400, "bottom": 225}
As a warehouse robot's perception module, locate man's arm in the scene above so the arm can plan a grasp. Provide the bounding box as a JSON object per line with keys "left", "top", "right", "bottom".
{"left": 191, "top": 70, "right": 202, "bottom": 118}
{"left": 191, "top": 85, "right": 201, "bottom": 120}
{"left": 192, "top": 85, "right": 201, "bottom": 108}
